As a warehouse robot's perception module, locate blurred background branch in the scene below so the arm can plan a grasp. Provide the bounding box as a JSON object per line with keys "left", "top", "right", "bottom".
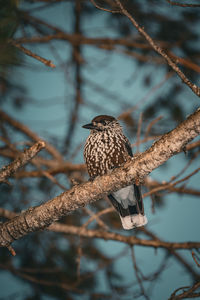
{"left": 0, "top": 0, "right": 200, "bottom": 299}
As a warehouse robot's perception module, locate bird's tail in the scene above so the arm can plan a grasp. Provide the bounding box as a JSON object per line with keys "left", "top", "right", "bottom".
{"left": 119, "top": 214, "right": 147, "bottom": 230}
{"left": 108, "top": 185, "right": 147, "bottom": 230}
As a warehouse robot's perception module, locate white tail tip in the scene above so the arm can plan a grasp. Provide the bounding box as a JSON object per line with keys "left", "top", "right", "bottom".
{"left": 120, "top": 214, "right": 148, "bottom": 230}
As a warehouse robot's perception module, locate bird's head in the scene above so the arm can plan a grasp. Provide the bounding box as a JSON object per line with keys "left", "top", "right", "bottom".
{"left": 82, "top": 115, "right": 121, "bottom": 132}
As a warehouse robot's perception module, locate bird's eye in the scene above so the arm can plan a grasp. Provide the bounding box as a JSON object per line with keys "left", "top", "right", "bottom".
{"left": 101, "top": 120, "right": 107, "bottom": 125}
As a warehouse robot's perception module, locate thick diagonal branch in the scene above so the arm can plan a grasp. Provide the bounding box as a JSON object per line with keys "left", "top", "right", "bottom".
{"left": 0, "top": 108, "right": 200, "bottom": 248}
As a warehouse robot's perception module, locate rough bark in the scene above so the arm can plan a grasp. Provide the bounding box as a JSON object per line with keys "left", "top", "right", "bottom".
{"left": 0, "top": 141, "right": 45, "bottom": 183}
{"left": 0, "top": 108, "right": 200, "bottom": 248}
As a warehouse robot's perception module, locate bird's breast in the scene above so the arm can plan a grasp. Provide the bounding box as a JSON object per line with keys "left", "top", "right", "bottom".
{"left": 84, "top": 131, "right": 130, "bottom": 178}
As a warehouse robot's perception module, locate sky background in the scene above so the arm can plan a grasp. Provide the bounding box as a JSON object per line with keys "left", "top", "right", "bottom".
{"left": 0, "top": 1, "right": 200, "bottom": 299}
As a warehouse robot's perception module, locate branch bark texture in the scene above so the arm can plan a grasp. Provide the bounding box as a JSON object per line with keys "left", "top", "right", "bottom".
{"left": 49, "top": 223, "right": 200, "bottom": 250}
{"left": 2, "top": 208, "right": 199, "bottom": 250}
{"left": 0, "top": 141, "right": 45, "bottom": 182}
{"left": 0, "top": 108, "right": 200, "bottom": 248}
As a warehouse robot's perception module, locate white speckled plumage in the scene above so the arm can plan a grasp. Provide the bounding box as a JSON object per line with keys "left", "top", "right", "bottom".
{"left": 84, "top": 125, "right": 130, "bottom": 178}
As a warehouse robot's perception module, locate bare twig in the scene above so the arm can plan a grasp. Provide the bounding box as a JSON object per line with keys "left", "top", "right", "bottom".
{"left": 166, "top": 0, "right": 200, "bottom": 8}
{"left": 192, "top": 251, "right": 200, "bottom": 268}
{"left": 141, "top": 228, "right": 200, "bottom": 280}
{"left": 0, "top": 110, "right": 63, "bottom": 161}
{"left": 90, "top": 0, "right": 120, "bottom": 13}
{"left": 7, "top": 245, "right": 16, "bottom": 256}
{"left": 136, "top": 113, "right": 143, "bottom": 153}
{"left": 119, "top": 71, "right": 174, "bottom": 120}
{"left": 76, "top": 238, "right": 83, "bottom": 279}
{"left": 83, "top": 207, "right": 109, "bottom": 230}
{"left": 113, "top": 0, "right": 200, "bottom": 97}
{"left": 0, "top": 208, "right": 17, "bottom": 219}
{"left": 0, "top": 141, "right": 45, "bottom": 182}
{"left": 169, "top": 281, "right": 200, "bottom": 299}
{"left": 0, "top": 263, "right": 82, "bottom": 293}
{"left": 145, "top": 116, "right": 163, "bottom": 138}
{"left": 12, "top": 33, "right": 200, "bottom": 73}
{"left": 131, "top": 246, "right": 150, "bottom": 300}
{"left": 145, "top": 178, "right": 200, "bottom": 198}
{"left": 144, "top": 167, "right": 200, "bottom": 198}
{"left": 186, "top": 140, "right": 200, "bottom": 151}
{"left": 13, "top": 43, "right": 56, "bottom": 67}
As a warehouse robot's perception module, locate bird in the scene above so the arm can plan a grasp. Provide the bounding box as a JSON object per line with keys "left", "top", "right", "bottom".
{"left": 82, "top": 115, "right": 147, "bottom": 230}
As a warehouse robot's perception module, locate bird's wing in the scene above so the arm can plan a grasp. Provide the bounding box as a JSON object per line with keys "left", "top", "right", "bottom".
{"left": 124, "top": 138, "right": 133, "bottom": 157}
{"left": 108, "top": 136, "right": 147, "bottom": 229}
{"left": 108, "top": 185, "right": 144, "bottom": 216}
{"left": 123, "top": 137, "right": 144, "bottom": 212}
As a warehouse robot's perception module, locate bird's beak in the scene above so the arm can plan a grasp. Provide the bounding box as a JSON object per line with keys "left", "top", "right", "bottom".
{"left": 82, "top": 123, "right": 97, "bottom": 130}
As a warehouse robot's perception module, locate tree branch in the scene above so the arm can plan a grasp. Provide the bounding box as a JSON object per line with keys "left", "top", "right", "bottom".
{"left": 0, "top": 110, "right": 63, "bottom": 161}
{"left": 0, "top": 141, "right": 45, "bottom": 183}
{"left": 166, "top": 0, "right": 200, "bottom": 8}
{"left": 13, "top": 43, "right": 56, "bottom": 68}
{"left": 1, "top": 208, "right": 200, "bottom": 251}
{"left": 12, "top": 34, "right": 200, "bottom": 73}
{"left": 113, "top": 0, "right": 200, "bottom": 97}
{"left": 169, "top": 281, "right": 200, "bottom": 300}
{"left": 0, "top": 108, "right": 200, "bottom": 248}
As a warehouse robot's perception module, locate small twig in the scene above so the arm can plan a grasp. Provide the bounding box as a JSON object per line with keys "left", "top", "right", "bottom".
{"left": 169, "top": 154, "right": 196, "bottom": 182}
{"left": 166, "top": 0, "right": 200, "bottom": 8}
{"left": 90, "top": 0, "right": 120, "bottom": 13}
{"left": 169, "top": 281, "right": 200, "bottom": 299}
{"left": 83, "top": 207, "right": 109, "bottom": 230}
{"left": 31, "top": 154, "right": 68, "bottom": 190}
{"left": 0, "top": 262, "right": 82, "bottom": 293}
{"left": 13, "top": 43, "right": 56, "bottom": 68}
{"left": 136, "top": 113, "right": 143, "bottom": 153}
{"left": 144, "top": 167, "right": 200, "bottom": 198}
{"left": 7, "top": 245, "right": 16, "bottom": 256}
{"left": 171, "top": 167, "right": 200, "bottom": 186}
{"left": 0, "top": 208, "right": 17, "bottom": 219}
{"left": 145, "top": 116, "right": 163, "bottom": 138}
{"left": 132, "top": 135, "right": 161, "bottom": 147}
{"left": 186, "top": 140, "right": 200, "bottom": 151}
{"left": 114, "top": 0, "right": 200, "bottom": 97}
{"left": 192, "top": 251, "right": 200, "bottom": 267}
{"left": 119, "top": 71, "right": 173, "bottom": 121}
{"left": 76, "top": 238, "right": 83, "bottom": 279}
{"left": 131, "top": 246, "right": 150, "bottom": 300}
{"left": 0, "top": 141, "right": 46, "bottom": 182}
{"left": 0, "top": 110, "right": 63, "bottom": 161}
{"left": 145, "top": 178, "right": 200, "bottom": 198}
{"left": 140, "top": 228, "right": 200, "bottom": 280}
